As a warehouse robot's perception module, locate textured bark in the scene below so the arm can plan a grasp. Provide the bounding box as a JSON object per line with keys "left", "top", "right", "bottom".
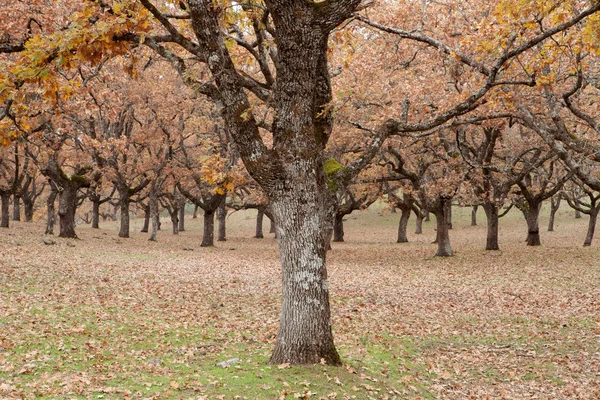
{"left": 270, "top": 217, "right": 276, "bottom": 235}
{"left": 471, "top": 205, "right": 478, "bottom": 226}
{"left": 255, "top": 209, "right": 265, "bottom": 239}
{"left": 170, "top": 208, "right": 179, "bottom": 235}
{"left": 0, "top": 193, "right": 9, "bottom": 228}
{"left": 333, "top": 213, "right": 344, "bottom": 242}
{"left": 445, "top": 201, "right": 453, "bottom": 229}
{"left": 118, "top": 194, "right": 130, "bottom": 238}
{"left": 178, "top": 201, "right": 186, "bottom": 232}
{"left": 217, "top": 202, "right": 227, "bottom": 241}
{"left": 192, "top": 204, "right": 199, "bottom": 219}
{"left": 141, "top": 205, "right": 150, "bottom": 233}
{"left": 548, "top": 197, "right": 561, "bottom": 232}
{"left": 201, "top": 210, "right": 215, "bottom": 247}
{"left": 415, "top": 211, "right": 423, "bottom": 234}
{"left": 424, "top": 210, "right": 430, "bottom": 222}
{"left": 91, "top": 199, "right": 100, "bottom": 229}
{"left": 483, "top": 203, "right": 500, "bottom": 251}
{"left": 23, "top": 199, "right": 34, "bottom": 222}
{"left": 12, "top": 195, "right": 20, "bottom": 221}
{"left": 584, "top": 210, "right": 598, "bottom": 247}
{"left": 435, "top": 200, "right": 453, "bottom": 257}
{"left": 58, "top": 185, "right": 78, "bottom": 238}
{"left": 396, "top": 206, "right": 410, "bottom": 243}
{"left": 523, "top": 202, "right": 542, "bottom": 246}
{"left": 148, "top": 191, "right": 158, "bottom": 241}
{"left": 45, "top": 184, "right": 58, "bottom": 235}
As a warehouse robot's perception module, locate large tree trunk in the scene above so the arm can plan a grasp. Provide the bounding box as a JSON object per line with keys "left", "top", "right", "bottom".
{"left": 217, "top": 201, "right": 226, "bottom": 242}
{"left": 333, "top": 213, "right": 344, "bottom": 242}
{"left": 23, "top": 198, "right": 34, "bottom": 222}
{"left": 396, "top": 206, "right": 410, "bottom": 243}
{"left": 91, "top": 198, "right": 100, "bottom": 229}
{"left": 45, "top": 184, "right": 58, "bottom": 235}
{"left": 201, "top": 209, "right": 215, "bottom": 247}
{"left": 444, "top": 200, "right": 453, "bottom": 229}
{"left": 255, "top": 209, "right": 265, "bottom": 238}
{"left": 471, "top": 205, "right": 478, "bottom": 226}
{"left": 12, "top": 195, "right": 21, "bottom": 221}
{"left": 118, "top": 194, "right": 130, "bottom": 238}
{"left": 141, "top": 205, "right": 150, "bottom": 233}
{"left": 584, "top": 209, "right": 598, "bottom": 247}
{"left": 415, "top": 210, "right": 423, "bottom": 234}
{"left": 548, "top": 197, "right": 561, "bottom": 232}
{"left": 269, "top": 187, "right": 340, "bottom": 365}
{"left": 483, "top": 203, "right": 500, "bottom": 251}
{"left": 523, "top": 202, "right": 542, "bottom": 246}
{"left": 178, "top": 200, "right": 186, "bottom": 232}
{"left": 435, "top": 200, "right": 453, "bottom": 257}
{"left": 58, "top": 185, "right": 78, "bottom": 238}
{"left": 0, "top": 193, "right": 10, "bottom": 228}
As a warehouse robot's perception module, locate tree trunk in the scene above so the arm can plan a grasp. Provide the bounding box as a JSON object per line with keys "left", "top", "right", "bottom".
{"left": 201, "top": 209, "right": 215, "bottom": 247}
{"left": 118, "top": 195, "right": 130, "bottom": 238}
{"left": 58, "top": 185, "right": 78, "bottom": 238}
{"left": 483, "top": 203, "right": 500, "bottom": 251}
{"left": 445, "top": 200, "right": 453, "bottom": 229}
{"left": 333, "top": 213, "right": 344, "bottom": 242}
{"left": 584, "top": 209, "right": 598, "bottom": 247}
{"left": 91, "top": 199, "right": 100, "bottom": 229}
{"left": 424, "top": 209, "right": 430, "bottom": 222}
{"left": 192, "top": 204, "right": 199, "bottom": 219}
{"left": 415, "top": 210, "right": 423, "bottom": 234}
{"left": 548, "top": 197, "right": 561, "bottom": 232}
{"left": 255, "top": 209, "right": 265, "bottom": 238}
{"left": 0, "top": 193, "right": 10, "bottom": 228}
{"left": 45, "top": 184, "right": 58, "bottom": 235}
{"left": 471, "top": 205, "right": 478, "bottom": 226}
{"left": 269, "top": 189, "right": 340, "bottom": 365}
{"left": 141, "top": 205, "right": 150, "bottom": 233}
{"left": 396, "top": 206, "right": 410, "bottom": 243}
{"left": 575, "top": 210, "right": 582, "bottom": 219}
{"left": 23, "top": 198, "right": 34, "bottom": 222}
{"left": 178, "top": 201, "right": 186, "bottom": 232}
{"left": 12, "top": 195, "right": 21, "bottom": 221}
{"left": 270, "top": 217, "right": 277, "bottom": 238}
{"left": 148, "top": 192, "right": 158, "bottom": 242}
{"left": 217, "top": 201, "right": 227, "bottom": 241}
{"left": 170, "top": 209, "right": 179, "bottom": 235}
{"left": 523, "top": 202, "right": 542, "bottom": 246}
{"left": 111, "top": 203, "right": 118, "bottom": 221}
{"left": 435, "top": 201, "right": 453, "bottom": 257}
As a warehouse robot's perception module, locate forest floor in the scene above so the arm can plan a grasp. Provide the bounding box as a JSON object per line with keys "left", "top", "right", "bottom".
{"left": 0, "top": 205, "right": 599, "bottom": 399}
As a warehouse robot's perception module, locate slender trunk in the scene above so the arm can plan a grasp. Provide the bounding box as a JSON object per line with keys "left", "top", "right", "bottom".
{"left": 255, "top": 209, "right": 265, "bottom": 238}
{"left": 12, "top": 195, "right": 21, "bottom": 221}
{"left": 584, "top": 209, "right": 598, "bottom": 247}
{"left": 201, "top": 209, "right": 215, "bottom": 247}
{"left": 111, "top": 203, "right": 118, "bottom": 221}
{"left": 0, "top": 193, "right": 10, "bottom": 228}
{"left": 396, "top": 206, "right": 410, "bottom": 243}
{"left": 141, "top": 205, "right": 150, "bottom": 233}
{"left": 178, "top": 201, "right": 185, "bottom": 232}
{"left": 435, "top": 201, "right": 453, "bottom": 257}
{"left": 270, "top": 217, "right": 276, "bottom": 233}
{"left": 424, "top": 209, "right": 430, "bottom": 222}
{"left": 391, "top": 207, "right": 397, "bottom": 214}
{"left": 415, "top": 210, "right": 423, "bottom": 234}
{"left": 118, "top": 195, "right": 130, "bottom": 238}
{"left": 333, "top": 213, "right": 345, "bottom": 242}
{"left": 192, "top": 204, "right": 199, "bottom": 219}
{"left": 91, "top": 198, "right": 100, "bottom": 229}
{"left": 148, "top": 192, "right": 158, "bottom": 241}
{"left": 483, "top": 203, "right": 500, "bottom": 251}
{"left": 471, "top": 205, "right": 478, "bottom": 226}
{"left": 445, "top": 201, "right": 453, "bottom": 229}
{"left": 548, "top": 197, "right": 561, "bottom": 232}
{"left": 58, "top": 185, "right": 78, "bottom": 238}
{"left": 524, "top": 202, "right": 542, "bottom": 246}
{"left": 170, "top": 209, "right": 179, "bottom": 235}
{"left": 45, "top": 185, "right": 58, "bottom": 235}
{"left": 269, "top": 190, "right": 340, "bottom": 365}
{"left": 575, "top": 210, "right": 582, "bottom": 219}
{"left": 217, "top": 201, "right": 226, "bottom": 241}
{"left": 23, "top": 198, "right": 34, "bottom": 222}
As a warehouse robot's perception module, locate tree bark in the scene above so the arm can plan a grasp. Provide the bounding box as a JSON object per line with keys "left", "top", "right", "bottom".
{"left": 141, "top": 205, "right": 150, "bottom": 233}
{"left": 435, "top": 200, "right": 453, "bottom": 257}
{"left": 396, "top": 206, "right": 410, "bottom": 243}
{"left": 148, "top": 191, "right": 158, "bottom": 242}
{"left": 333, "top": 213, "right": 344, "bottom": 242}
{"left": 523, "top": 202, "right": 542, "bottom": 246}
{"left": 192, "top": 204, "right": 199, "bottom": 219}
{"left": 12, "top": 195, "right": 21, "bottom": 221}
{"left": 270, "top": 217, "right": 276, "bottom": 236}
{"left": 548, "top": 197, "right": 561, "bottom": 232}
{"left": 584, "top": 209, "right": 598, "bottom": 247}
{"left": 118, "top": 195, "right": 130, "bottom": 238}
{"left": 483, "top": 203, "right": 500, "bottom": 251}
{"left": 424, "top": 209, "right": 430, "bottom": 222}
{"left": 178, "top": 200, "right": 186, "bottom": 232}
{"left": 575, "top": 210, "right": 582, "bottom": 219}
{"left": 91, "top": 198, "right": 100, "bottom": 229}
{"left": 58, "top": 185, "right": 78, "bottom": 238}
{"left": 444, "top": 200, "right": 453, "bottom": 229}
{"left": 201, "top": 209, "right": 215, "bottom": 247}
{"left": 170, "top": 209, "right": 179, "bottom": 235}
{"left": 45, "top": 184, "right": 58, "bottom": 235}
{"left": 23, "top": 198, "right": 34, "bottom": 222}
{"left": 217, "top": 201, "right": 226, "bottom": 241}
{"left": 415, "top": 210, "right": 423, "bottom": 234}
{"left": 255, "top": 209, "right": 265, "bottom": 238}
{"left": 471, "top": 205, "right": 478, "bottom": 226}
{"left": 0, "top": 193, "right": 10, "bottom": 228}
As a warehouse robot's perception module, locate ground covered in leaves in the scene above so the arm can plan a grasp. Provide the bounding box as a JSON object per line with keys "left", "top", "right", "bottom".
{"left": 1, "top": 205, "right": 599, "bottom": 399}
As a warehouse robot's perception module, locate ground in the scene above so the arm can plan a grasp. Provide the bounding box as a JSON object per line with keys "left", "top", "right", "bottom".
{"left": 0, "top": 205, "right": 599, "bottom": 399}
